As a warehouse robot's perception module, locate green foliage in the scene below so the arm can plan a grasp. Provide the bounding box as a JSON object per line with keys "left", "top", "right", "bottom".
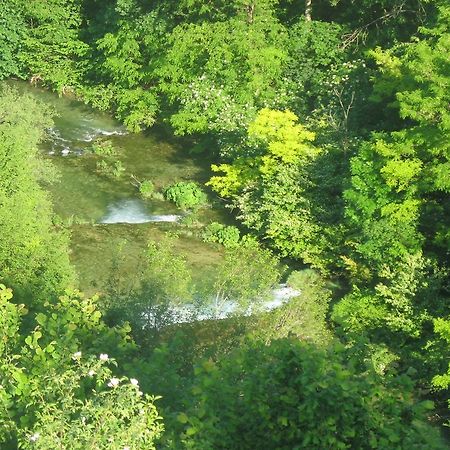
{"left": 91, "top": 139, "right": 116, "bottom": 156}
{"left": 107, "top": 235, "right": 194, "bottom": 340}
{"left": 336, "top": 7, "right": 450, "bottom": 354}
{"left": 0, "top": 286, "right": 163, "bottom": 448}
{"left": 17, "top": 356, "right": 163, "bottom": 450}
{"left": 282, "top": 20, "right": 346, "bottom": 116}
{"left": 90, "top": 16, "right": 160, "bottom": 131}
{"left": 2, "top": 1, "right": 449, "bottom": 444}
{"left": 209, "top": 108, "right": 317, "bottom": 197}
{"left": 19, "top": 0, "right": 88, "bottom": 92}
{"left": 139, "top": 179, "right": 155, "bottom": 199}
{"left": 0, "top": 85, "right": 74, "bottom": 301}
{"left": 201, "top": 237, "right": 282, "bottom": 317}
{"left": 432, "top": 317, "right": 450, "bottom": 390}
{"left": 0, "top": 0, "right": 26, "bottom": 79}
{"left": 255, "top": 269, "right": 332, "bottom": 345}
{"left": 158, "top": 7, "right": 287, "bottom": 135}
{"left": 179, "top": 338, "right": 445, "bottom": 449}
{"left": 431, "top": 317, "right": 450, "bottom": 422}
{"left": 208, "top": 108, "right": 333, "bottom": 268}
{"left": 202, "top": 222, "right": 240, "bottom": 248}
{"left": 96, "top": 159, "right": 125, "bottom": 178}
{"left": 165, "top": 181, "right": 207, "bottom": 210}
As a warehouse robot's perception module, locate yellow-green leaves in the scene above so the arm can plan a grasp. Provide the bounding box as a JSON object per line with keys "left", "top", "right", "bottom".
{"left": 208, "top": 108, "right": 318, "bottom": 198}
{"left": 380, "top": 158, "right": 422, "bottom": 192}
{"left": 209, "top": 159, "right": 256, "bottom": 197}
{"left": 248, "top": 108, "right": 317, "bottom": 166}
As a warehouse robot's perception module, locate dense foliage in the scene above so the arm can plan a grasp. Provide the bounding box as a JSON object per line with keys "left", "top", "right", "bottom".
{"left": 0, "top": 86, "right": 74, "bottom": 301}
{"left": 0, "top": 0, "right": 449, "bottom": 447}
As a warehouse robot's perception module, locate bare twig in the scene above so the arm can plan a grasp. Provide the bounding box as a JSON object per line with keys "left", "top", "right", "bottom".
{"left": 341, "top": 2, "right": 410, "bottom": 49}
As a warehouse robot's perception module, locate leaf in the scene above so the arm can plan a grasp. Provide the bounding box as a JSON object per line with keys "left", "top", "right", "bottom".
{"left": 177, "top": 413, "right": 189, "bottom": 424}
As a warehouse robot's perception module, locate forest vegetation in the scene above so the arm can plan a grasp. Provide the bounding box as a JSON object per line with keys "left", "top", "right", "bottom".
{"left": 0, "top": 0, "right": 449, "bottom": 448}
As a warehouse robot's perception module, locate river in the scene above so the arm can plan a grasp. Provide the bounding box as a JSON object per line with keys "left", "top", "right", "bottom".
{"left": 8, "top": 81, "right": 300, "bottom": 319}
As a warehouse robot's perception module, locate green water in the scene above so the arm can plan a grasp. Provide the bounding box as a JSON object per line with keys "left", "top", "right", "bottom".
{"left": 11, "top": 81, "right": 226, "bottom": 294}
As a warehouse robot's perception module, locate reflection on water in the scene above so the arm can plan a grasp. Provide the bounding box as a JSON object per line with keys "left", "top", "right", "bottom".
{"left": 100, "top": 199, "right": 181, "bottom": 224}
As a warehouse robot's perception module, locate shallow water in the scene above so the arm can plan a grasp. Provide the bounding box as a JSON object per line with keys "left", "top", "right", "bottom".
{"left": 8, "top": 81, "right": 297, "bottom": 317}
{"left": 7, "top": 80, "right": 217, "bottom": 223}
{"left": 6, "top": 81, "right": 226, "bottom": 293}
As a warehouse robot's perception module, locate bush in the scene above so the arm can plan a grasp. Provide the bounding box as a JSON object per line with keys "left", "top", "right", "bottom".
{"left": 254, "top": 269, "right": 332, "bottom": 345}
{"left": 139, "top": 180, "right": 155, "bottom": 199}
{"left": 91, "top": 139, "right": 116, "bottom": 156}
{"left": 0, "top": 286, "right": 164, "bottom": 449}
{"left": 179, "top": 212, "right": 202, "bottom": 228}
{"left": 96, "top": 159, "right": 125, "bottom": 178}
{"left": 178, "top": 338, "right": 446, "bottom": 449}
{"left": 165, "top": 182, "right": 207, "bottom": 210}
{"left": 202, "top": 222, "right": 240, "bottom": 248}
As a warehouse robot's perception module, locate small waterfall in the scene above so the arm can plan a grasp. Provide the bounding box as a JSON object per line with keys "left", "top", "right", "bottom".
{"left": 147, "top": 284, "right": 302, "bottom": 325}
{"left": 99, "top": 199, "right": 181, "bottom": 224}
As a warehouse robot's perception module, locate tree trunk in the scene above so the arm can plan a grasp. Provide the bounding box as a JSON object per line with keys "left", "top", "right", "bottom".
{"left": 305, "top": 0, "right": 312, "bottom": 21}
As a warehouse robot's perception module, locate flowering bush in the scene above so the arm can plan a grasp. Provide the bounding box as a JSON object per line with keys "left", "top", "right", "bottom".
{"left": 0, "top": 286, "right": 163, "bottom": 449}
{"left": 18, "top": 355, "right": 163, "bottom": 450}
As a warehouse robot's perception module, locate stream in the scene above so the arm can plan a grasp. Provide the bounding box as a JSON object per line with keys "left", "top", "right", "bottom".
{"left": 10, "top": 81, "right": 300, "bottom": 319}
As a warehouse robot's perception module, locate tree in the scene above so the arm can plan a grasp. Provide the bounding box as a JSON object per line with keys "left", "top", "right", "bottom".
{"left": 0, "top": 85, "right": 74, "bottom": 302}
{"left": 332, "top": 6, "right": 449, "bottom": 385}
{"left": 105, "top": 235, "right": 194, "bottom": 342}
{"left": 201, "top": 237, "right": 282, "bottom": 318}
{"left": 178, "top": 338, "right": 445, "bottom": 449}
{"left": 157, "top": 4, "right": 287, "bottom": 135}
{"left": 0, "top": 0, "right": 26, "bottom": 79}
{"left": 208, "top": 109, "right": 334, "bottom": 269}
{"left": 18, "top": 0, "right": 88, "bottom": 92}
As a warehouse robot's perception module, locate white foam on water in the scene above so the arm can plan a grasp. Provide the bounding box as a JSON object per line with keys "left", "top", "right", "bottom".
{"left": 47, "top": 127, "right": 70, "bottom": 144}
{"left": 47, "top": 125, "right": 128, "bottom": 145}
{"left": 264, "top": 284, "right": 301, "bottom": 310}
{"left": 99, "top": 199, "right": 181, "bottom": 224}
{"left": 147, "top": 284, "right": 302, "bottom": 325}
{"left": 147, "top": 214, "right": 180, "bottom": 223}
{"left": 80, "top": 128, "right": 128, "bottom": 142}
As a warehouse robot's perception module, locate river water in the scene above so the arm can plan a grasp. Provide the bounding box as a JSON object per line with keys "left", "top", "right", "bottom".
{"left": 8, "top": 81, "right": 300, "bottom": 318}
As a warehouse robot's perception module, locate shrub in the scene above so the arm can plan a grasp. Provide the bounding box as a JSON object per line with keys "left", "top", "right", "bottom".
{"left": 202, "top": 222, "right": 240, "bottom": 248}
{"left": 179, "top": 212, "right": 201, "bottom": 228}
{"left": 96, "top": 159, "right": 125, "bottom": 178}
{"left": 0, "top": 286, "right": 164, "bottom": 449}
{"left": 179, "top": 338, "right": 446, "bottom": 449}
{"left": 91, "top": 139, "right": 116, "bottom": 156}
{"left": 139, "top": 180, "right": 155, "bottom": 199}
{"left": 165, "top": 182, "right": 207, "bottom": 210}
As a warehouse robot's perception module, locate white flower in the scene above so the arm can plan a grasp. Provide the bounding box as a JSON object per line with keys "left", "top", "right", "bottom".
{"left": 88, "top": 370, "right": 96, "bottom": 377}
{"left": 72, "top": 351, "right": 82, "bottom": 360}
{"left": 123, "top": 447, "right": 130, "bottom": 450}
{"left": 30, "top": 433, "right": 40, "bottom": 442}
{"left": 107, "top": 377, "right": 120, "bottom": 388}
{"left": 130, "top": 378, "right": 139, "bottom": 387}
{"left": 99, "top": 353, "right": 109, "bottom": 361}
